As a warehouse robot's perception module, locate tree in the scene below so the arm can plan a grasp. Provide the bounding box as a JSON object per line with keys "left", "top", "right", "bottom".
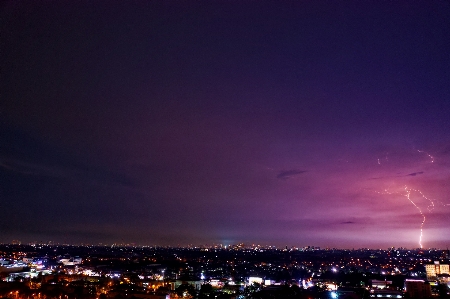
{"left": 199, "top": 284, "right": 215, "bottom": 299}
{"left": 438, "top": 283, "right": 449, "bottom": 298}
{"left": 176, "top": 283, "right": 196, "bottom": 299}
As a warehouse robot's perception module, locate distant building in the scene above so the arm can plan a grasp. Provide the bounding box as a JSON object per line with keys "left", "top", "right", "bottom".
{"left": 168, "top": 276, "right": 202, "bottom": 291}
{"left": 58, "top": 257, "right": 82, "bottom": 266}
{"left": 248, "top": 276, "right": 263, "bottom": 285}
{"left": 425, "top": 261, "right": 449, "bottom": 280}
{"left": 404, "top": 279, "right": 432, "bottom": 299}
{"left": 369, "top": 279, "right": 392, "bottom": 289}
{"left": 443, "top": 248, "right": 450, "bottom": 260}
{"left": 369, "top": 289, "right": 402, "bottom": 298}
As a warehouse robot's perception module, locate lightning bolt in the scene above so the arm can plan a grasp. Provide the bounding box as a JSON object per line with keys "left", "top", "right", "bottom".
{"left": 377, "top": 186, "right": 439, "bottom": 249}
{"left": 417, "top": 150, "right": 434, "bottom": 163}
{"left": 404, "top": 187, "right": 426, "bottom": 248}
{"left": 371, "top": 149, "right": 445, "bottom": 248}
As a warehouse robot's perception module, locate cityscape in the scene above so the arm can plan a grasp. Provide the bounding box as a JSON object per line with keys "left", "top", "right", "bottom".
{"left": 1, "top": 243, "right": 450, "bottom": 299}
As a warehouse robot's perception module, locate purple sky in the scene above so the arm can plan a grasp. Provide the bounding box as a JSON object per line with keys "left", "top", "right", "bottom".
{"left": 1, "top": 1, "right": 450, "bottom": 248}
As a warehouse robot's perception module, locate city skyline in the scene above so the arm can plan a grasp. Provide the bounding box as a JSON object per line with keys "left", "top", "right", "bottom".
{"left": 1, "top": 1, "right": 450, "bottom": 248}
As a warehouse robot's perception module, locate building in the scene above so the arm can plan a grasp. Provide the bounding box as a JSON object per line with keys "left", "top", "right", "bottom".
{"left": 369, "top": 289, "right": 402, "bottom": 298}
{"left": 168, "top": 276, "right": 202, "bottom": 291}
{"left": 404, "top": 279, "right": 432, "bottom": 299}
{"left": 58, "top": 257, "right": 82, "bottom": 266}
{"left": 369, "top": 279, "right": 392, "bottom": 289}
{"left": 425, "top": 261, "right": 449, "bottom": 280}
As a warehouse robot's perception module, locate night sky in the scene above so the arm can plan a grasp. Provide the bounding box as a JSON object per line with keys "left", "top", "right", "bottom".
{"left": 2, "top": 1, "right": 450, "bottom": 248}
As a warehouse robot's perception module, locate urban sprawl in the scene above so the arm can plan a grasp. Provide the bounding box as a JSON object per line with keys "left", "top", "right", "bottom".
{"left": 0, "top": 244, "right": 449, "bottom": 299}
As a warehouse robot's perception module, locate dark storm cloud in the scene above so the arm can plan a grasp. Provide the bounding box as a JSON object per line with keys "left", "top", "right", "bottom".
{"left": 369, "top": 171, "right": 425, "bottom": 180}
{"left": 0, "top": 123, "right": 133, "bottom": 188}
{"left": 1, "top": 1, "right": 450, "bottom": 247}
{"left": 0, "top": 221, "right": 117, "bottom": 244}
{"left": 0, "top": 153, "right": 133, "bottom": 189}
{"left": 277, "top": 170, "right": 307, "bottom": 180}
{"left": 0, "top": 160, "right": 33, "bottom": 175}
{"left": 407, "top": 171, "right": 424, "bottom": 177}
{"left": 0, "top": 122, "right": 141, "bottom": 241}
{"left": 0, "top": 156, "right": 70, "bottom": 178}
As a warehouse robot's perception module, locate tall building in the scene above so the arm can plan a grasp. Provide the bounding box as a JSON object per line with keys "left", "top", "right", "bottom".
{"left": 425, "top": 261, "right": 449, "bottom": 280}
{"left": 404, "top": 279, "right": 432, "bottom": 299}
